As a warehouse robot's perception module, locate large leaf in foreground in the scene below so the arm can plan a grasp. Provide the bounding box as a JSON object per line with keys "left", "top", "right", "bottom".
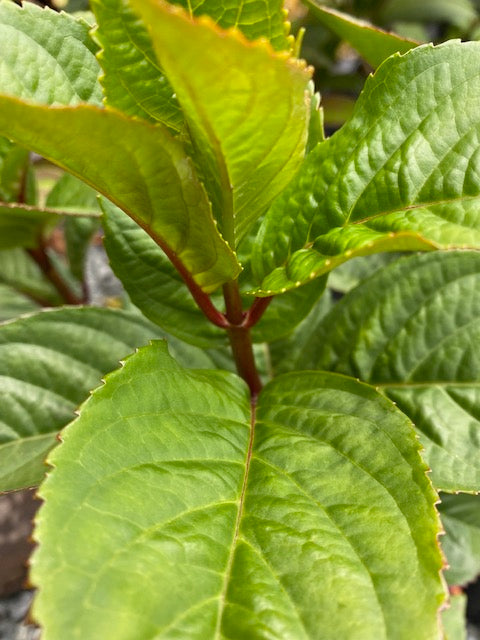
{"left": 303, "top": 2, "right": 418, "bottom": 67}
{"left": 32, "top": 343, "right": 444, "bottom": 638}
{"left": 297, "top": 251, "right": 480, "bottom": 493}
{"left": 252, "top": 41, "right": 480, "bottom": 295}
{"left": 0, "top": 99, "right": 239, "bottom": 292}
{"left": 132, "top": 0, "right": 311, "bottom": 245}
{"left": 0, "top": 0, "right": 102, "bottom": 106}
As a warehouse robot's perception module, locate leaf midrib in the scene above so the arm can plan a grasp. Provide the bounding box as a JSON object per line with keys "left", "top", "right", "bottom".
{"left": 214, "top": 398, "right": 256, "bottom": 638}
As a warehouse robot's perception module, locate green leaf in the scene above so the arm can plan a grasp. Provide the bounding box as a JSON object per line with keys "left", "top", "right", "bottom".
{"left": 441, "top": 592, "right": 467, "bottom": 640}
{"left": 0, "top": 203, "right": 59, "bottom": 250}
{"left": 32, "top": 344, "right": 444, "bottom": 638}
{"left": 438, "top": 493, "right": 480, "bottom": 587}
{"left": 0, "top": 283, "right": 40, "bottom": 322}
{"left": 303, "top": 3, "right": 418, "bottom": 68}
{"left": 46, "top": 173, "right": 101, "bottom": 279}
{"left": 252, "top": 41, "right": 480, "bottom": 295}
{"left": 0, "top": 248, "right": 62, "bottom": 306}
{"left": 381, "top": 0, "right": 477, "bottom": 32}
{"left": 0, "top": 0, "right": 102, "bottom": 106}
{"left": 298, "top": 251, "right": 480, "bottom": 493}
{"left": 0, "top": 99, "right": 240, "bottom": 292}
{"left": 101, "top": 199, "right": 227, "bottom": 348}
{"left": 131, "top": 0, "right": 312, "bottom": 246}
{"left": 90, "top": 0, "right": 183, "bottom": 130}
{"left": 0, "top": 136, "right": 29, "bottom": 203}
{"left": 0, "top": 307, "right": 168, "bottom": 491}
{"left": 328, "top": 253, "right": 401, "bottom": 294}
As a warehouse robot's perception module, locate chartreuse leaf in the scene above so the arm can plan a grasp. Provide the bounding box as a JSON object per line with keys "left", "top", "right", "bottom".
{"left": 438, "top": 493, "right": 480, "bottom": 586}
{"left": 0, "top": 99, "right": 240, "bottom": 292}
{"left": 32, "top": 343, "right": 444, "bottom": 638}
{"left": 0, "top": 0, "right": 102, "bottom": 106}
{"left": 296, "top": 251, "right": 480, "bottom": 493}
{"left": 90, "top": 0, "right": 183, "bottom": 130}
{"left": 303, "top": 2, "right": 418, "bottom": 68}
{"left": 0, "top": 307, "right": 166, "bottom": 491}
{"left": 131, "top": 0, "right": 312, "bottom": 245}
{"left": 252, "top": 41, "right": 480, "bottom": 295}
{"left": 101, "top": 199, "right": 227, "bottom": 348}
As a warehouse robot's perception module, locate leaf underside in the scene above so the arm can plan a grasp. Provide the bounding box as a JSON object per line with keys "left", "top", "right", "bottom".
{"left": 252, "top": 41, "right": 480, "bottom": 295}
{"left": 32, "top": 342, "right": 444, "bottom": 639}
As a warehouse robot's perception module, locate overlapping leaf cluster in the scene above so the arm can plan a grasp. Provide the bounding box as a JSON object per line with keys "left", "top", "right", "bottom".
{"left": 1, "top": 0, "right": 480, "bottom": 637}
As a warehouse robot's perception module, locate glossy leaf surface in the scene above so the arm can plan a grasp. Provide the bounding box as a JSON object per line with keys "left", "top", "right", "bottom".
{"left": 303, "top": 2, "right": 418, "bottom": 67}
{"left": 0, "top": 99, "right": 240, "bottom": 292}
{"left": 33, "top": 343, "right": 443, "bottom": 638}
{"left": 0, "top": 307, "right": 165, "bottom": 491}
{"left": 0, "top": 0, "right": 102, "bottom": 106}
{"left": 298, "top": 251, "right": 480, "bottom": 493}
{"left": 91, "top": 0, "right": 183, "bottom": 130}
{"left": 438, "top": 493, "right": 480, "bottom": 586}
{"left": 132, "top": 0, "right": 311, "bottom": 245}
{"left": 252, "top": 41, "right": 480, "bottom": 295}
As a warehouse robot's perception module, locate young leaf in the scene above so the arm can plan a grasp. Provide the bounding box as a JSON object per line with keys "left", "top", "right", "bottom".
{"left": 32, "top": 343, "right": 444, "bottom": 638}
{"left": 90, "top": 0, "right": 184, "bottom": 130}
{"left": 0, "top": 99, "right": 240, "bottom": 292}
{"left": 131, "top": 0, "right": 312, "bottom": 245}
{"left": 294, "top": 251, "right": 480, "bottom": 493}
{"left": 438, "top": 493, "right": 480, "bottom": 587}
{"left": 0, "top": 0, "right": 102, "bottom": 106}
{"left": 303, "top": 3, "right": 418, "bottom": 68}
{"left": 101, "top": 199, "right": 227, "bottom": 348}
{"left": 252, "top": 41, "right": 480, "bottom": 295}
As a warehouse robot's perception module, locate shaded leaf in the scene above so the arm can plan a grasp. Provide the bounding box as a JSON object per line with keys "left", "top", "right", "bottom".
{"left": 0, "top": 99, "right": 240, "bottom": 292}
{"left": 0, "top": 0, "right": 102, "bottom": 106}
{"left": 382, "top": 0, "right": 477, "bottom": 32}
{"left": 0, "top": 136, "right": 29, "bottom": 203}
{"left": 0, "top": 283, "right": 40, "bottom": 322}
{"left": 101, "top": 199, "right": 226, "bottom": 348}
{"left": 441, "top": 592, "right": 467, "bottom": 640}
{"left": 0, "top": 248, "right": 61, "bottom": 306}
{"left": 303, "top": 2, "right": 418, "bottom": 68}
{"left": 252, "top": 41, "right": 480, "bottom": 295}
{"left": 439, "top": 493, "right": 480, "bottom": 587}
{"left": 32, "top": 344, "right": 444, "bottom": 638}
{"left": 132, "top": 0, "right": 312, "bottom": 245}
{"left": 298, "top": 251, "right": 480, "bottom": 493}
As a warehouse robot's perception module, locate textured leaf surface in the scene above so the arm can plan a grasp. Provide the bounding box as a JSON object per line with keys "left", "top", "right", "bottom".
{"left": 438, "top": 493, "right": 480, "bottom": 586}
{"left": 0, "top": 283, "right": 40, "bottom": 322}
{"left": 101, "top": 199, "right": 226, "bottom": 348}
{"left": 132, "top": 0, "right": 311, "bottom": 245}
{"left": 91, "top": 0, "right": 183, "bottom": 129}
{"left": 252, "top": 41, "right": 480, "bottom": 294}
{"left": 0, "top": 307, "right": 166, "bottom": 491}
{"left": 298, "top": 251, "right": 480, "bottom": 493}
{"left": 0, "top": 0, "right": 102, "bottom": 106}
{"left": 0, "top": 99, "right": 240, "bottom": 292}
{"left": 303, "top": 2, "right": 418, "bottom": 67}
{"left": 32, "top": 344, "right": 444, "bottom": 639}
{"left": 0, "top": 248, "right": 61, "bottom": 306}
